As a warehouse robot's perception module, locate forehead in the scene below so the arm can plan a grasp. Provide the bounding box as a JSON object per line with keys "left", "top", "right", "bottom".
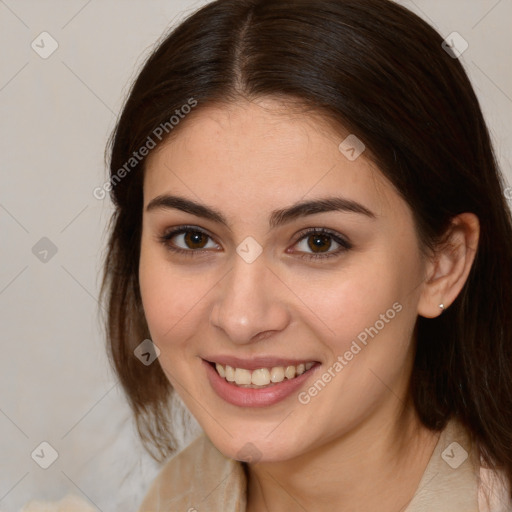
{"left": 143, "top": 99, "right": 399, "bottom": 221}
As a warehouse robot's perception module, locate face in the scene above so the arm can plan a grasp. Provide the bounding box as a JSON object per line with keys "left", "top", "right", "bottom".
{"left": 139, "top": 98, "right": 428, "bottom": 463}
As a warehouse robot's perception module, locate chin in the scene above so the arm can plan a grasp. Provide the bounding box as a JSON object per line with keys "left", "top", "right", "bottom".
{"left": 204, "top": 428, "right": 305, "bottom": 464}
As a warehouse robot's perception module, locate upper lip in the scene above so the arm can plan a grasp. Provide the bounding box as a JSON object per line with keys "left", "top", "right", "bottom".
{"left": 203, "top": 356, "right": 318, "bottom": 371}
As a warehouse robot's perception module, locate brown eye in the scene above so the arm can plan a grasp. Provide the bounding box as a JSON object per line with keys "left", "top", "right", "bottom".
{"left": 307, "top": 233, "right": 333, "bottom": 253}
{"left": 160, "top": 227, "right": 220, "bottom": 254}
{"left": 293, "top": 228, "right": 352, "bottom": 260}
{"left": 183, "top": 230, "right": 208, "bottom": 249}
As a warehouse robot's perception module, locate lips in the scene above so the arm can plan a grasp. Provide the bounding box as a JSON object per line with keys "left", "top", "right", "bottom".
{"left": 202, "top": 357, "right": 320, "bottom": 407}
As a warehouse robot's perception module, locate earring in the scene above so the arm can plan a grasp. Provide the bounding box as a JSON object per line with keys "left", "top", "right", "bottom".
{"left": 439, "top": 303, "right": 445, "bottom": 312}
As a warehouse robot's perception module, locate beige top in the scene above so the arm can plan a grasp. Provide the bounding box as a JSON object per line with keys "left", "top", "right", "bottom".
{"left": 137, "top": 420, "right": 512, "bottom": 511}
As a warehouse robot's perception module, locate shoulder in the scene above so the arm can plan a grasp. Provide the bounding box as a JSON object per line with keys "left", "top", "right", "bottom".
{"left": 478, "top": 463, "right": 512, "bottom": 512}
{"left": 137, "top": 433, "right": 247, "bottom": 512}
{"left": 405, "top": 419, "right": 512, "bottom": 512}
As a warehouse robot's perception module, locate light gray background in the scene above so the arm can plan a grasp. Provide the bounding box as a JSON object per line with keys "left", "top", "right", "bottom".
{"left": 1, "top": 1, "right": 511, "bottom": 510}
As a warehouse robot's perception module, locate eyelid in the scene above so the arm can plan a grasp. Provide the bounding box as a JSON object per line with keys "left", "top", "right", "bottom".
{"left": 293, "top": 227, "right": 351, "bottom": 247}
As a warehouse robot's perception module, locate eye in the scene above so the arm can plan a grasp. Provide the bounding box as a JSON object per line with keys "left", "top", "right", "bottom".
{"left": 159, "top": 226, "right": 220, "bottom": 255}
{"left": 291, "top": 228, "right": 352, "bottom": 260}
{"left": 159, "top": 226, "right": 352, "bottom": 261}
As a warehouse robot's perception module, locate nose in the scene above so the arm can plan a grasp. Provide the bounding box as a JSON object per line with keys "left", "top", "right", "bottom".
{"left": 210, "top": 253, "right": 291, "bottom": 345}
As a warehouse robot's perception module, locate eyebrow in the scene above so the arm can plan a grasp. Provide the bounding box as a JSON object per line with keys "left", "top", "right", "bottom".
{"left": 146, "top": 194, "right": 376, "bottom": 229}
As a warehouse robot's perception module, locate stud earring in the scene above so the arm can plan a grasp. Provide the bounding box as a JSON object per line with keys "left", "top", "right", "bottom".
{"left": 439, "top": 303, "right": 445, "bottom": 312}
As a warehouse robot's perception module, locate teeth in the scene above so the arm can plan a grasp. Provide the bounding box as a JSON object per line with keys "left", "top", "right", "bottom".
{"left": 251, "top": 368, "right": 270, "bottom": 386}
{"left": 216, "top": 363, "right": 226, "bottom": 378}
{"left": 270, "top": 366, "right": 285, "bottom": 383}
{"left": 214, "top": 361, "right": 316, "bottom": 387}
{"left": 285, "top": 366, "right": 296, "bottom": 379}
{"left": 234, "top": 368, "right": 252, "bottom": 385}
{"left": 225, "top": 365, "right": 235, "bottom": 382}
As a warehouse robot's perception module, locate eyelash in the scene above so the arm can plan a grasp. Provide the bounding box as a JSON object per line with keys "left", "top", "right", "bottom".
{"left": 158, "top": 225, "right": 352, "bottom": 261}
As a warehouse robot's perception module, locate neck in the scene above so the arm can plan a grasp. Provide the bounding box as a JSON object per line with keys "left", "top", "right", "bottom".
{"left": 245, "top": 399, "right": 440, "bottom": 512}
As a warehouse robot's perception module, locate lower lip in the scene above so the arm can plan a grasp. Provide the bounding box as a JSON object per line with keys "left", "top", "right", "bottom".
{"left": 203, "top": 360, "right": 320, "bottom": 407}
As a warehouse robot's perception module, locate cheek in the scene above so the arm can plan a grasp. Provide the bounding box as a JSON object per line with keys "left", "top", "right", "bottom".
{"left": 297, "top": 258, "right": 413, "bottom": 340}
{"left": 293, "top": 260, "right": 419, "bottom": 432}
{"left": 138, "top": 243, "right": 207, "bottom": 348}
{"left": 292, "top": 241, "right": 423, "bottom": 380}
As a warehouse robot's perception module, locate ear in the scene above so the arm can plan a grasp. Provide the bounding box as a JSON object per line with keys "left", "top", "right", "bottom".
{"left": 417, "top": 213, "right": 480, "bottom": 319}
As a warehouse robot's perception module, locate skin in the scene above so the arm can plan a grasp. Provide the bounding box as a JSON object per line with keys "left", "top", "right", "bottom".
{"left": 139, "top": 97, "right": 479, "bottom": 511}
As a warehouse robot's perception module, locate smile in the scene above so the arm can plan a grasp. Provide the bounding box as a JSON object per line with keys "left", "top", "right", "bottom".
{"left": 203, "top": 358, "right": 320, "bottom": 407}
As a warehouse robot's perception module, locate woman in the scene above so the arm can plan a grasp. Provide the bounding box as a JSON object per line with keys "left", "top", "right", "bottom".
{"left": 100, "top": 0, "right": 512, "bottom": 510}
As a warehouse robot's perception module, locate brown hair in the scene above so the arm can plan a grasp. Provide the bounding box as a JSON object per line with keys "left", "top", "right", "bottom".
{"left": 100, "top": 0, "right": 512, "bottom": 493}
